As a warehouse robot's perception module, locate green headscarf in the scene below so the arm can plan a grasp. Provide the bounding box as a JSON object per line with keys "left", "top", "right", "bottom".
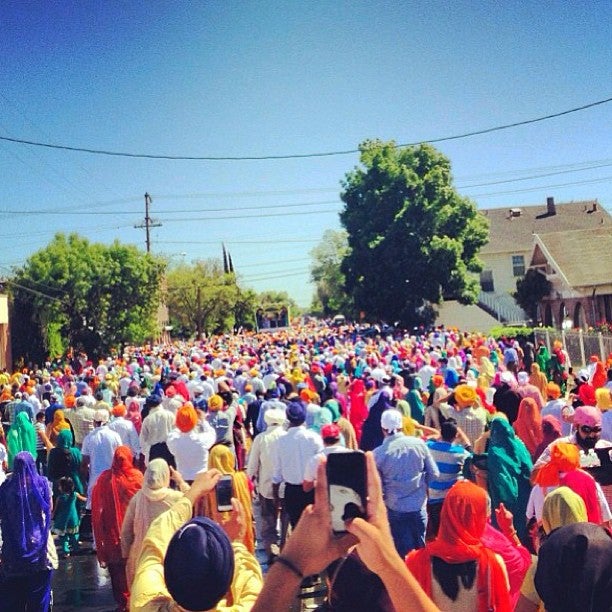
{"left": 487, "top": 417, "right": 533, "bottom": 543}
{"left": 7, "top": 412, "right": 37, "bottom": 469}
{"left": 56, "top": 428, "right": 74, "bottom": 450}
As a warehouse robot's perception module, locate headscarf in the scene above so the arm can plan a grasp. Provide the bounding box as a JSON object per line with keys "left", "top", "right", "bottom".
{"left": 359, "top": 388, "right": 393, "bottom": 451}
{"left": 595, "top": 387, "right": 612, "bottom": 411}
{"left": 201, "top": 444, "right": 254, "bottom": 553}
{"left": 535, "top": 523, "right": 612, "bottom": 612}
{"left": 533, "top": 415, "right": 562, "bottom": 461}
{"left": 126, "top": 398, "right": 142, "bottom": 434}
{"left": 487, "top": 417, "right": 533, "bottom": 543}
{"left": 7, "top": 411, "right": 37, "bottom": 469}
{"left": 513, "top": 397, "right": 542, "bottom": 457}
{"left": 541, "top": 486, "right": 587, "bottom": 535}
{"left": 529, "top": 363, "right": 548, "bottom": 399}
{"left": 0, "top": 452, "right": 52, "bottom": 573}
{"left": 52, "top": 409, "right": 71, "bottom": 431}
{"left": 348, "top": 379, "right": 368, "bottom": 444}
{"left": 559, "top": 469, "right": 602, "bottom": 524}
{"left": 591, "top": 361, "right": 607, "bottom": 389}
{"left": 406, "top": 481, "right": 511, "bottom": 612}
{"left": 91, "top": 446, "right": 143, "bottom": 565}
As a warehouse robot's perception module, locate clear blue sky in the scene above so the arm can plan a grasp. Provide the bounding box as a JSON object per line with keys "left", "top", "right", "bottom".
{"left": 1, "top": 1, "right": 610, "bottom": 306}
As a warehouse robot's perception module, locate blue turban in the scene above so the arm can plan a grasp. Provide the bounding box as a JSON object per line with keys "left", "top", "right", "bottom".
{"left": 164, "top": 516, "right": 234, "bottom": 611}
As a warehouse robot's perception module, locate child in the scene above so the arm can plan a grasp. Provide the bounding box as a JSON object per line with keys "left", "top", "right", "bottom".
{"left": 52, "top": 476, "right": 86, "bottom": 557}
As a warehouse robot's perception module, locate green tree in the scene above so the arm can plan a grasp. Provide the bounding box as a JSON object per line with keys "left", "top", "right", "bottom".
{"left": 166, "top": 259, "right": 239, "bottom": 337}
{"left": 11, "top": 233, "right": 165, "bottom": 362}
{"left": 340, "top": 140, "right": 489, "bottom": 327}
{"left": 310, "top": 229, "right": 353, "bottom": 316}
{"left": 514, "top": 269, "right": 552, "bottom": 324}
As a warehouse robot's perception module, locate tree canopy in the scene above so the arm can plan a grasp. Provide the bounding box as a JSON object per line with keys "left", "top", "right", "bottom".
{"left": 310, "top": 229, "right": 352, "bottom": 316}
{"left": 340, "top": 140, "right": 489, "bottom": 326}
{"left": 514, "top": 269, "right": 552, "bottom": 324}
{"left": 11, "top": 233, "right": 166, "bottom": 362}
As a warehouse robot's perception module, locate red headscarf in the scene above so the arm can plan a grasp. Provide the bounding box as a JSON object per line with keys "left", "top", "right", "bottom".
{"left": 513, "top": 397, "right": 543, "bottom": 458}
{"left": 560, "top": 469, "right": 602, "bottom": 524}
{"left": 91, "top": 446, "right": 143, "bottom": 565}
{"left": 406, "top": 481, "right": 511, "bottom": 612}
{"left": 126, "top": 398, "right": 142, "bottom": 434}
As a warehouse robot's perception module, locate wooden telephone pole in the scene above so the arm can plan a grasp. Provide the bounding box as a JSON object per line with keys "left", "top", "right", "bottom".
{"left": 134, "top": 192, "right": 162, "bottom": 252}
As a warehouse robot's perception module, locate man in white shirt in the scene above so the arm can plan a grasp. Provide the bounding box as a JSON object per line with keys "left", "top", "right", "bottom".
{"left": 139, "top": 394, "right": 176, "bottom": 466}
{"left": 167, "top": 405, "right": 216, "bottom": 482}
{"left": 271, "top": 402, "right": 323, "bottom": 528}
{"left": 246, "top": 407, "right": 287, "bottom": 562}
{"left": 107, "top": 404, "right": 140, "bottom": 459}
{"left": 82, "top": 410, "right": 122, "bottom": 510}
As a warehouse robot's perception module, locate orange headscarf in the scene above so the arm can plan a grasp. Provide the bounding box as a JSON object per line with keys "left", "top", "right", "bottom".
{"left": 406, "top": 481, "right": 511, "bottom": 612}
{"left": 91, "top": 446, "right": 143, "bottom": 565}
{"left": 52, "top": 409, "right": 71, "bottom": 432}
{"left": 513, "top": 397, "right": 542, "bottom": 457}
{"left": 199, "top": 444, "right": 255, "bottom": 553}
{"left": 533, "top": 442, "right": 580, "bottom": 487}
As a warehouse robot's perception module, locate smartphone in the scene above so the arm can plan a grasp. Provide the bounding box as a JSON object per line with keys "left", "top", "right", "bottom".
{"left": 216, "top": 474, "right": 233, "bottom": 512}
{"left": 326, "top": 451, "right": 367, "bottom": 534}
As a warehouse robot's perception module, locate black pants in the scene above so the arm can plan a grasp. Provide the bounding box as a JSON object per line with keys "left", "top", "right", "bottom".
{"left": 284, "top": 483, "right": 314, "bottom": 528}
{"left": 36, "top": 449, "right": 48, "bottom": 476}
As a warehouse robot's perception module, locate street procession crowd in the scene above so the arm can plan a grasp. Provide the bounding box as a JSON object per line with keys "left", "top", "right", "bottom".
{"left": 0, "top": 320, "right": 611, "bottom": 611}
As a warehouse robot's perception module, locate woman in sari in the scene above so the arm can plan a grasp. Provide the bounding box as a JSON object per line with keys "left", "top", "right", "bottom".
{"left": 92, "top": 446, "right": 143, "bottom": 612}
{"left": 528, "top": 363, "right": 548, "bottom": 401}
{"left": 406, "top": 480, "right": 511, "bottom": 612}
{"left": 47, "top": 429, "right": 84, "bottom": 499}
{"left": 120, "top": 458, "right": 184, "bottom": 588}
{"left": 199, "top": 443, "right": 255, "bottom": 553}
{"left": 45, "top": 409, "right": 72, "bottom": 446}
{"left": 7, "top": 411, "right": 37, "bottom": 470}
{"left": 513, "top": 397, "right": 543, "bottom": 459}
{"left": 487, "top": 417, "right": 533, "bottom": 544}
{"left": 0, "top": 452, "right": 56, "bottom": 611}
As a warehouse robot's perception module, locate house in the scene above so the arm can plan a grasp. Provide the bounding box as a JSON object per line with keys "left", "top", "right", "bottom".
{"left": 476, "top": 197, "right": 612, "bottom": 323}
{"left": 527, "top": 227, "right": 612, "bottom": 328}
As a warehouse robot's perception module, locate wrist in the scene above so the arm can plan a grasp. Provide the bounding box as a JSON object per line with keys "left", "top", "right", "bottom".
{"left": 275, "top": 555, "right": 304, "bottom": 580}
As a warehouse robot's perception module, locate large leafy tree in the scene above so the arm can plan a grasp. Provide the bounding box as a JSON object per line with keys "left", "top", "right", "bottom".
{"left": 310, "top": 229, "right": 353, "bottom": 316}
{"left": 514, "top": 269, "right": 552, "bottom": 324}
{"left": 165, "top": 259, "right": 240, "bottom": 337}
{"left": 340, "top": 140, "right": 489, "bottom": 326}
{"left": 11, "top": 233, "right": 165, "bottom": 361}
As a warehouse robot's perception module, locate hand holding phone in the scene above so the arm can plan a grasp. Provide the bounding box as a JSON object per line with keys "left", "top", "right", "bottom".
{"left": 216, "top": 474, "right": 233, "bottom": 512}
{"left": 326, "top": 451, "right": 367, "bottom": 534}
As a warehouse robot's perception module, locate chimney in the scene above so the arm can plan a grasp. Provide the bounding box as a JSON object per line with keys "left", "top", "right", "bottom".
{"left": 546, "top": 196, "right": 556, "bottom": 216}
{"left": 591, "top": 201, "right": 598, "bottom": 212}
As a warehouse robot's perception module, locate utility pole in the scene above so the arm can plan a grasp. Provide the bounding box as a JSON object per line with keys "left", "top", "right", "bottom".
{"left": 134, "top": 192, "right": 162, "bottom": 253}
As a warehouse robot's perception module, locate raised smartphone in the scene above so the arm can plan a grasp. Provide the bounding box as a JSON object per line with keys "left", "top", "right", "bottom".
{"left": 326, "top": 451, "right": 367, "bottom": 534}
{"left": 216, "top": 474, "right": 233, "bottom": 512}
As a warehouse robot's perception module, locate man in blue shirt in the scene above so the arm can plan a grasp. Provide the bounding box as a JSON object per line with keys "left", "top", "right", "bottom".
{"left": 425, "top": 418, "right": 471, "bottom": 539}
{"left": 373, "top": 409, "right": 439, "bottom": 557}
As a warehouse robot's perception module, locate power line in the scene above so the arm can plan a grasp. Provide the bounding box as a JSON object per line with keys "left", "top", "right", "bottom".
{"left": 464, "top": 175, "right": 612, "bottom": 198}
{"left": 1, "top": 97, "right": 610, "bottom": 161}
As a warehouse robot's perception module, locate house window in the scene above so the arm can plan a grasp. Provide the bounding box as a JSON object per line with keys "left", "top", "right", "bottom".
{"left": 512, "top": 255, "right": 525, "bottom": 277}
{"left": 480, "top": 270, "right": 494, "bottom": 292}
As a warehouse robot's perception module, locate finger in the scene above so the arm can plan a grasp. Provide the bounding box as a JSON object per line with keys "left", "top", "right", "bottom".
{"left": 346, "top": 516, "right": 378, "bottom": 542}
{"left": 231, "top": 497, "right": 246, "bottom": 526}
{"left": 314, "top": 456, "right": 329, "bottom": 511}
{"left": 364, "top": 452, "right": 384, "bottom": 520}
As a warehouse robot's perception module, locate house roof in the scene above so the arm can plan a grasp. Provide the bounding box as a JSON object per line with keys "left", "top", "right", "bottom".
{"left": 479, "top": 200, "right": 612, "bottom": 254}
{"left": 532, "top": 227, "right": 612, "bottom": 288}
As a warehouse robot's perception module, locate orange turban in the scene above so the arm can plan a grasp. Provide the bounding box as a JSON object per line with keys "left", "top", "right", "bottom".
{"left": 546, "top": 382, "right": 561, "bottom": 399}
{"left": 534, "top": 442, "right": 580, "bottom": 487}
{"left": 299, "top": 389, "right": 313, "bottom": 402}
{"left": 64, "top": 395, "right": 76, "bottom": 408}
{"left": 432, "top": 375, "right": 444, "bottom": 388}
{"left": 454, "top": 384, "right": 477, "bottom": 409}
{"left": 112, "top": 403, "right": 127, "bottom": 417}
{"left": 176, "top": 403, "right": 198, "bottom": 433}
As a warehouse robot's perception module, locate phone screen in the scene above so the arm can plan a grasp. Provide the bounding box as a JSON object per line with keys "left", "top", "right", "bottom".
{"left": 216, "top": 475, "right": 233, "bottom": 511}
{"left": 326, "top": 451, "right": 367, "bottom": 533}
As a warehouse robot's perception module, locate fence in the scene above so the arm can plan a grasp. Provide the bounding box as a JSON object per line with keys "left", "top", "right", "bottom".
{"left": 533, "top": 328, "right": 612, "bottom": 369}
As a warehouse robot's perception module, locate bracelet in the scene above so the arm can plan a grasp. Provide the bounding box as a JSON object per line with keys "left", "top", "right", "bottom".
{"left": 275, "top": 555, "right": 304, "bottom": 579}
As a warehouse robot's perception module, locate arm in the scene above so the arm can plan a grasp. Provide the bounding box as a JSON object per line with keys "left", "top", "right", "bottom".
{"left": 120, "top": 495, "right": 137, "bottom": 558}
{"left": 347, "top": 453, "right": 439, "bottom": 612}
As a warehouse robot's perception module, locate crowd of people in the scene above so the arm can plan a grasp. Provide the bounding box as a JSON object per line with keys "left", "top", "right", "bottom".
{"left": 0, "top": 320, "right": 610, "bottom": 611}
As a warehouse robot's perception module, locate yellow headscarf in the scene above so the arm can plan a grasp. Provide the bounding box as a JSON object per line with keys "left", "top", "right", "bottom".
{"left": 595, "top": 388, "right": 612, "bottom": 411}
{"left": 52, "top": 409, "right": 70, "bottom": 431}
{"left": 541, "top": 486, "right": 587, "bottom": 534}
{"left": 199, "top": 445, "right": 255, "bottom": 553}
